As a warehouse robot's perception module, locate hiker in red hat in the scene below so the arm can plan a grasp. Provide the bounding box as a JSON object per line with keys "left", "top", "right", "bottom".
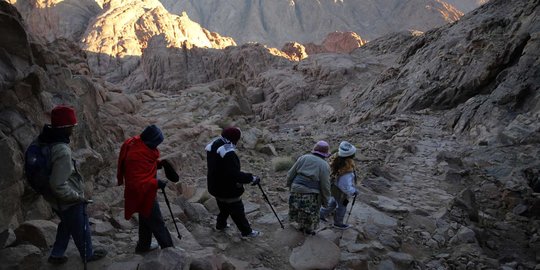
{"left": 205, "top": 127, "right": 262, "bottom": 238}
{"left": 117, "top": 125, "right": 174, "bottom": 253}
{"left": 33, "top": 105, "right": 107, "bottom": 264}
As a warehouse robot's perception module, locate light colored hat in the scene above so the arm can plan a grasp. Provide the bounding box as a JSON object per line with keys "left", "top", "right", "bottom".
{"left": 312, "top": 140, "right": 330, "bottom": 158}
{"left": 338, "top": 141, "right": 356, "bottom": 157}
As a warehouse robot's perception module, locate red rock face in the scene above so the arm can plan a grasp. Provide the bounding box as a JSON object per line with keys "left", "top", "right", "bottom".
{"left": 319, "top": 31, "right": 367, "bottom": 54}
{"left": 282, "top": 31, "right": 367, "bottom": 60}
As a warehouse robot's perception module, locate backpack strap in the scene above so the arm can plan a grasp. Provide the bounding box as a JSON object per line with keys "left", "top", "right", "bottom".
{"left": 33, "top": 140, "right": 63, "bottom": 210}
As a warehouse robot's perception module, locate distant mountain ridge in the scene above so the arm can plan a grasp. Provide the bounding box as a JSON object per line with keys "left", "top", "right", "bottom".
{"left": 8, "top": 0, "right": 484, "bottom": 50}
{"left": 157, "top": 0, "right": 473, "bottom": 46}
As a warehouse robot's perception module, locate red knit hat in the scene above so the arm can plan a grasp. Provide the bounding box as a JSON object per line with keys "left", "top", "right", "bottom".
{"left": 51, "top": 105, "right": 77, "bottom": 128}
{"left": 221, "top": 127, "right": 241, "bottom": 144}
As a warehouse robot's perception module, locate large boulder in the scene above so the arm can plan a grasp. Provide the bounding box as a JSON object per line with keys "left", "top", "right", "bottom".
{"left": 0, "top": 244, "right": 41, "bottom": 269}
{"left": 137, "top": 247, "right": 190, "bottom": 270}
{"left": 289, "top": 236, "right": 340, "bottom": 270}
{"left": 14, "top": 219, "right": 57, "bottom": 249}
{"left": 0, "top": 228, "right": 16, "bottom": 248}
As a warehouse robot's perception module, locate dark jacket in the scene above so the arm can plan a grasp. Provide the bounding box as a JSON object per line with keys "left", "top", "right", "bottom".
{"left": 206, "top": 137, "right": 253, "bottom": 199}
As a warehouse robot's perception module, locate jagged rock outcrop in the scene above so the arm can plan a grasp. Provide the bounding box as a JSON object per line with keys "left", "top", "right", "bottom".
{"left": 346, "top": 0, "right": 539, "bottom": 145}
{"left": 159, "top": 0, "right": 464, "bottom": 47}
{"left": 281, "top": 31, "right": 367, "bottom": 60}
{"left": 81, "top": 0, "right": 236, "bottom": 85}
{"left": 281, "top": 42, "right": 308, "bottom": 61}
{"left": 304, "top": 31, "right": 367, "bottom": 55}
{"left": 7, "top": 0, "right": 102, "bottom": 42}
{"left": 0, "top": 1, "right": 140, "bottom": 233}
{"left": 130, "top": 38, "right": 290, "bottom": 92}
{"left": 445, "top": 0, "right": 489, "bottom": 13}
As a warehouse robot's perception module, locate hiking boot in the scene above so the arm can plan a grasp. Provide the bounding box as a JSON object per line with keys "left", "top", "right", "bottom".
{"left": 48, "top": 256, "right": 68, "bottom": 264}
{"left": 303, "top": 229, "right": 316, "bottom": 235}
{"left": 333, "top": 223, "right": 351, "bottom": 230}
{"left": 86, "top": 249, "right": 107, "bottom": 262}
{"left": 135, "top": 242, "right": 159, "bottom": 253}
{"left": 241, "top": 230, "right": 261, "bottom": 238}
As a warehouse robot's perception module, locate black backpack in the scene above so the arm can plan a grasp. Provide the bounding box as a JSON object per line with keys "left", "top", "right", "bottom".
{"left": 24, "top": 139, "right": 54, "bottom": 196}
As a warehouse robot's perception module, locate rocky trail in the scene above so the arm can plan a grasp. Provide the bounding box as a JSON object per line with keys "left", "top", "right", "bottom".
{"left": 68, "top": 94, "right": 537, "bottom": 269}
{"left": 3, "top": 84, "right": 538, "bottom": 270}
{"left": 1, "top": 0, "right": 539, "bottom": 269}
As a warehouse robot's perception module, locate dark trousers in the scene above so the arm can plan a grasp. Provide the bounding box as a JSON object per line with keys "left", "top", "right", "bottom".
{"left": 136, "top": 200, "right": 173, "bottom": 250}
{"left": 216, "top": 199, "right": 252, "bottom": 236}
{"left": 51, "top": 203, "right": 93, "bottom": 259}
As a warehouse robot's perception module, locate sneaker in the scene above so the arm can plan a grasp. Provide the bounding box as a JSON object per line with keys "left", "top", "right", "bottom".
{"left": 333, "top": 223, "right": 351, "bottom": 230}
{"left": 48, "top": 256, "right": 68, "bottom": 264}
{"left": 216, "top": 224, "right": 231, "bottom": 231}
{"left": 86, "top": 249, "right": 107, "bottom": 262}
{"left": 241, "top": 230, "right": 261, "bottom": 238}
{"left": 135, "top": 242, "right": 159, "bottom": 253}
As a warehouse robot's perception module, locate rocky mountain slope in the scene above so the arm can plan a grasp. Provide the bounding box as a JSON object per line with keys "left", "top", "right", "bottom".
{"left": 81, "top": 0, "right": 236, "bottom": 85}
{"left": 7, "top": 0, "right": 103, "bottom": 42}
{"left": 1, "top": 0, "right": 539, "bottom": 269}
{"left": 10, "top": 0, "right": 468, "bottom": 48}
{"left": 158, "top": 0, "right": 464, "bottom": 46}
{"left": 445, "top": 0, "right": 489, "bottom": 13}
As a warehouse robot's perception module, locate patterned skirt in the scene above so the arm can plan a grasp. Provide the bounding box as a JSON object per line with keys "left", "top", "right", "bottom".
{"left": 288, "top": 192, "right": 320, "bottom": 231}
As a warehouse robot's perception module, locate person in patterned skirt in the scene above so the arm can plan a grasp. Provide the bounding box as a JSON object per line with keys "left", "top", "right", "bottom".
{"left": 286, "top": 141, "right": 331, "bottom": 235}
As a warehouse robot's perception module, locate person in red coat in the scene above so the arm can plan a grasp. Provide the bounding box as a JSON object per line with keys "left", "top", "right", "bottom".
{"left": 117, "top": 125, "right": 173, "bottom": 252}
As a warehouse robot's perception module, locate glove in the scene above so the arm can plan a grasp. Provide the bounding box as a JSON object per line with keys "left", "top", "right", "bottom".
{"left": 353, "top": 190, "right": 359, "bottom": 196}
{"left": 157, "top": 179, "right": 167, "bottom": 189}
{"left": 79, "top": 195, "right": 93, "bottom": 204}
{"left": 161, "top": 159, "right": 179, "bottom": 183}
{"left": 251, "top": 176, "right": 261, "bottom": 186}
{"left": 343, "top": 199, "right": 349, "bottom": 206}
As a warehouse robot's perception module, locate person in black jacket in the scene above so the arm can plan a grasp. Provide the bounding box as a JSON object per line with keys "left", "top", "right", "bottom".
{"left": 205, "top": 127, "right": 261, "bottom": 237}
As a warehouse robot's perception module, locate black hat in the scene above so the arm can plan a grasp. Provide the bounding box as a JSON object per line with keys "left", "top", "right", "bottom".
{"left": 140, "top": 125, "right": 164, "bottom": 149}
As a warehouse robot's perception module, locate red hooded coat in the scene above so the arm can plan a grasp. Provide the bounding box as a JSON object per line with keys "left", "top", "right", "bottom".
{"left": 117, "top": 136, "right": 159, "bottom": 219}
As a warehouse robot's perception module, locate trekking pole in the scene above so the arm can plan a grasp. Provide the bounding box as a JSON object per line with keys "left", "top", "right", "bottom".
{"left": 83, "top": 200, "right": 93, "bottom": 270}
{"left": 345, "top": 194, "right": 357, "bottom": 225}
{"left": 161, "top": 188, "right": 182, "bottom": 240}
{"left": 256, "top": 183, "right": 284, "bottom": 229}
{"left": 338, "top": 194, "right": 358, "bottom": 240}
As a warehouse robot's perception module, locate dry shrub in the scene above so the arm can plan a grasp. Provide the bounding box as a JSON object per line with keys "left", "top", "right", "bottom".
{"left": 272, "top": 156, "right": 294, "bottom": 172}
